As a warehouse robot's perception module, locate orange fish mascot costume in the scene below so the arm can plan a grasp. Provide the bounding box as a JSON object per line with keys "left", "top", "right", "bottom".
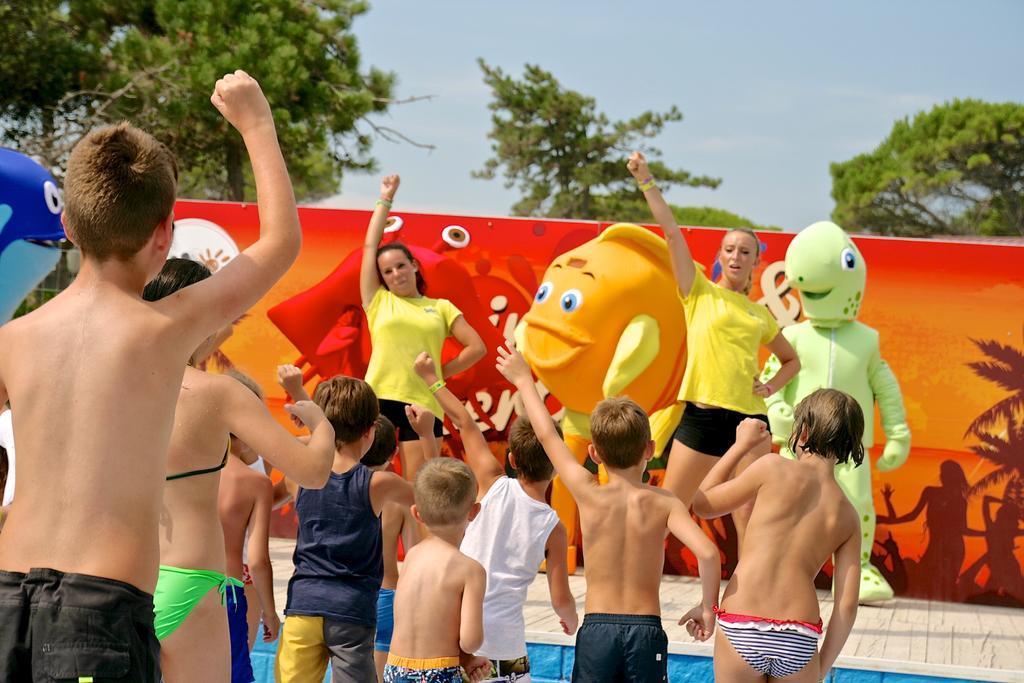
{"left": 515, "top": 223, "right": 688, "bottom": 559}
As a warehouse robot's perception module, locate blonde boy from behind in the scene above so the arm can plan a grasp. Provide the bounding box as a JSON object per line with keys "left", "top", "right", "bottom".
{"left": 0, "top": 70, "right": 305, "bottom": 681}
{"left": 385, "top": 458, "right": 491, "bottom": 683}
{"left": 358, "top": 412, "right": 434, "bottom": 683}
{"left": 496, "top": 344, "right": 721, "bottom": 683}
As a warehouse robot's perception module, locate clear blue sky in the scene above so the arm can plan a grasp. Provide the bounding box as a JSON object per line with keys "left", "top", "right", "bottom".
{"left": 315, "top": 1, "right": 1024, "bottom": 230}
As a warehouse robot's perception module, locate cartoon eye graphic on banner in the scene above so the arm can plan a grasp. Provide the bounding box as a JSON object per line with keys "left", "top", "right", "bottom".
{"left": 441, "top": 225, "right": 471, "bottom": 249}
{"left": 383, "top": 215, "right": 404, "bottom": 233}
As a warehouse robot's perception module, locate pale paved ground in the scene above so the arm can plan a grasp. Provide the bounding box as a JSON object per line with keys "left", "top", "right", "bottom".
{"left": 269, "top": 538, "right": 1024, "bottom": 682}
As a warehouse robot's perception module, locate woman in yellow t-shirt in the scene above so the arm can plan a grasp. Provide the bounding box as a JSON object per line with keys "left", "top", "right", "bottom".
{"left": 627, "top": 153, "right": 800, "bottom": 535}
{"left": 359, "top": 174, "right": 486, "bottom": 483}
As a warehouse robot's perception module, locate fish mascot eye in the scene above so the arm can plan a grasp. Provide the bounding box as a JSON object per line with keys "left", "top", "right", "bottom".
{"left": 535, "top": 281, "right": 554, "bottom": 304}
{"left": 559, "top": 289, "right": 583, "bottom": 312}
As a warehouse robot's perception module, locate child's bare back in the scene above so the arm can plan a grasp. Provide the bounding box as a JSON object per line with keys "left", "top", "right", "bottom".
{"left": 383, "top": 457, "right": 486, "bottom": 682}
{"left": 0, "top": 284, "right": 199, "bottom": 588}
{"left": 718, "top": 454, "right": 859, "bottom": 621}
{"left": 389, "top": 537, "right": 485, "bottom": 659}
{"left": 577, "top": 480, "right": 691, "bottom": 615}
{"left": 0, "top": 71, "right": 301, "bottom": 597}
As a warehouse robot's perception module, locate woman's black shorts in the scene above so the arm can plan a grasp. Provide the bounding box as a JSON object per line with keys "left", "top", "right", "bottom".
{"left": 673, "top": 403, "right": 769, "bottom": 457}
{"left": 379, "top": 398, "right": 444, "bottom": 442}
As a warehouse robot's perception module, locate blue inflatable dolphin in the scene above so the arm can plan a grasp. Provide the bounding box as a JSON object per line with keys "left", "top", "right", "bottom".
{"left": 0, "top": 148, "right": 66, "bottom": 322}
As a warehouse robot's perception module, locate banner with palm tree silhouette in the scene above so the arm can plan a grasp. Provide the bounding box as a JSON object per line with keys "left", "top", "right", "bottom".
{"left": 164, "top": 199, "right": 1024, "bottom": 606}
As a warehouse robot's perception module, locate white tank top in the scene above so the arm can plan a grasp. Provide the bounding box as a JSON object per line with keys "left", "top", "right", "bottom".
{"left": 460, "top": 476, "right": 560, "bottom": 660}
{"left": 1, "top": 410, "right": 16, "bottom": 507}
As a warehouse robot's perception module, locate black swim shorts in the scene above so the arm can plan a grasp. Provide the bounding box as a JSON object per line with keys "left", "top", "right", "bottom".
{"left": 0, "top": 567, "right": 161, "bottom": 682}
{"left": 572, "top": 613, "right": 668, "bottom": 682}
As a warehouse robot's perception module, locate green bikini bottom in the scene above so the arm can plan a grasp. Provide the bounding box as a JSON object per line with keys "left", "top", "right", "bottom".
{"left": 153, "top": 565, "right": 244, "bottom": 640}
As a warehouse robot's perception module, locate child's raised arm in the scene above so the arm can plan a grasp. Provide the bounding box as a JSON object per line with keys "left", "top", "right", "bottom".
{"left": 819, "top": 528, "right": 860, "bottom": 676}
{"left": 544, "top": 523, "right": 578, "bottom": 635}
{"left": 158, "top": 71, "right": 302, "bottom": 347}
{"left": 360, "top": 175, "right": 400, "bottom": 308}
{"left": 459, "top": 560, "right": 487, "bottom": 654}
{"left": 276, "top": 364, "right": 312, "bottom": 403}
{"left": 245, "top": 475, "right": 280, "bottom": 642}
{"left": 691, "top": 419, "right": 771, "bottom": 517}
{"left": 668, "top": 498, "right": 720, "bottom": 642}
{"left": 221, "top": 376, "right": 334, "bottom": 489}
{"left": 495, "top": 345, "right": 596, "bottom": 498}
{"left": 626, "top": 151, "right": 697, "bottom": 296}
{"left": 413, "top": 352, "right": 503, "bottom": 494}
{"left": 405, "top": 403, "right": 441, "bottom": 461}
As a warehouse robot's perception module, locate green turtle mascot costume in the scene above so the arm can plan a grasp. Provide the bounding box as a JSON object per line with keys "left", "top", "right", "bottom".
{"left": 761, "top": 220, "right": 911, "bottom": 603}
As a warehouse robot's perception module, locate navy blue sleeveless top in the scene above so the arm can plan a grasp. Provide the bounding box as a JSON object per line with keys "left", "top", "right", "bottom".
{"left": 285, "top": 463, "right": 382, "bottom": 626}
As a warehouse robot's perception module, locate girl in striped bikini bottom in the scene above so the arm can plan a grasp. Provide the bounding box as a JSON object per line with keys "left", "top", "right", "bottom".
{"left": 715, "top": 606, "right": 823, "bottom": 679}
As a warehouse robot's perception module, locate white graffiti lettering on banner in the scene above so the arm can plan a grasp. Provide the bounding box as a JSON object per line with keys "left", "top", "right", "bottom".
{"left": 757, "top": 259, "right": 802, "bottom": 327}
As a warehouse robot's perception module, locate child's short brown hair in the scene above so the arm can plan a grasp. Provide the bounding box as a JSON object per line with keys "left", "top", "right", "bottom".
{"left": 788, "top": 388, "right": 865, "bottom": 466}
{"left": 590, "top": 397, "right": 651, "bottom": 469}
{"left": 414, "top": 458, "right": 477, "bottom": 526}
{"left": 312, "top": 376, "right": 379, "bottom": 447}
{"left": 64, "top": 122, "right": 178, "bottom": 261}
{"left": 361, "top": 415, "right": 398, "bottom": 468}
{"left": 508, "top": 417, "right": 560, "bottom": 482}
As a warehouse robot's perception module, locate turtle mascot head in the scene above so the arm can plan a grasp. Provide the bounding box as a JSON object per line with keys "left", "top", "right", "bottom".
{"left": 785, "top": 221, "right": 866, "bottom": 329}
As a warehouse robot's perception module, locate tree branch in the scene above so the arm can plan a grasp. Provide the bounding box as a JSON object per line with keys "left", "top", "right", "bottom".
{"left": 358, "top": 117, "right": 436, "bottom": 151}
{"left": 53, "top": 62, "right": 175, "bottom": 115}
{"left": 372, "top": 94, "right": 436, "bottom": 106}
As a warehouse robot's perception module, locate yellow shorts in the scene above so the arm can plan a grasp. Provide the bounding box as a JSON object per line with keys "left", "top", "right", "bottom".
{"left": 274, "top": 614, "right": 375, "bottom": 682}
{"left": 275, "top": 615, "right": 330, "bottom": 682}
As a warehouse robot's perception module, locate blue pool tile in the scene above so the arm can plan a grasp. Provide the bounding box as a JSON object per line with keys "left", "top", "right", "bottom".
{"left": 667, "top": 653, "right": 715, "bottom": 682}
{"left": 248, "top": 637, "right": 991, "bottom": 683}
{"left": 834, "top": 670, "right": 883, "bottom": 683}
{"left": 526, "top": 643, "right": 566, "bottom": 679}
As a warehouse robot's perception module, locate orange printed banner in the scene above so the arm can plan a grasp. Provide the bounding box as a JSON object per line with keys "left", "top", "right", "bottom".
{"left": 173, "top": 199, "right": 1024, "bottom": 606}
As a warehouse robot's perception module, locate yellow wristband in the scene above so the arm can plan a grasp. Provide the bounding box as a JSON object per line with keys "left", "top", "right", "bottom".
{"left": 637, "top": 177, "right": 657, "bottom": 192}
{"left": 428, "top": 379, "right": 446, "bottom": 394}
